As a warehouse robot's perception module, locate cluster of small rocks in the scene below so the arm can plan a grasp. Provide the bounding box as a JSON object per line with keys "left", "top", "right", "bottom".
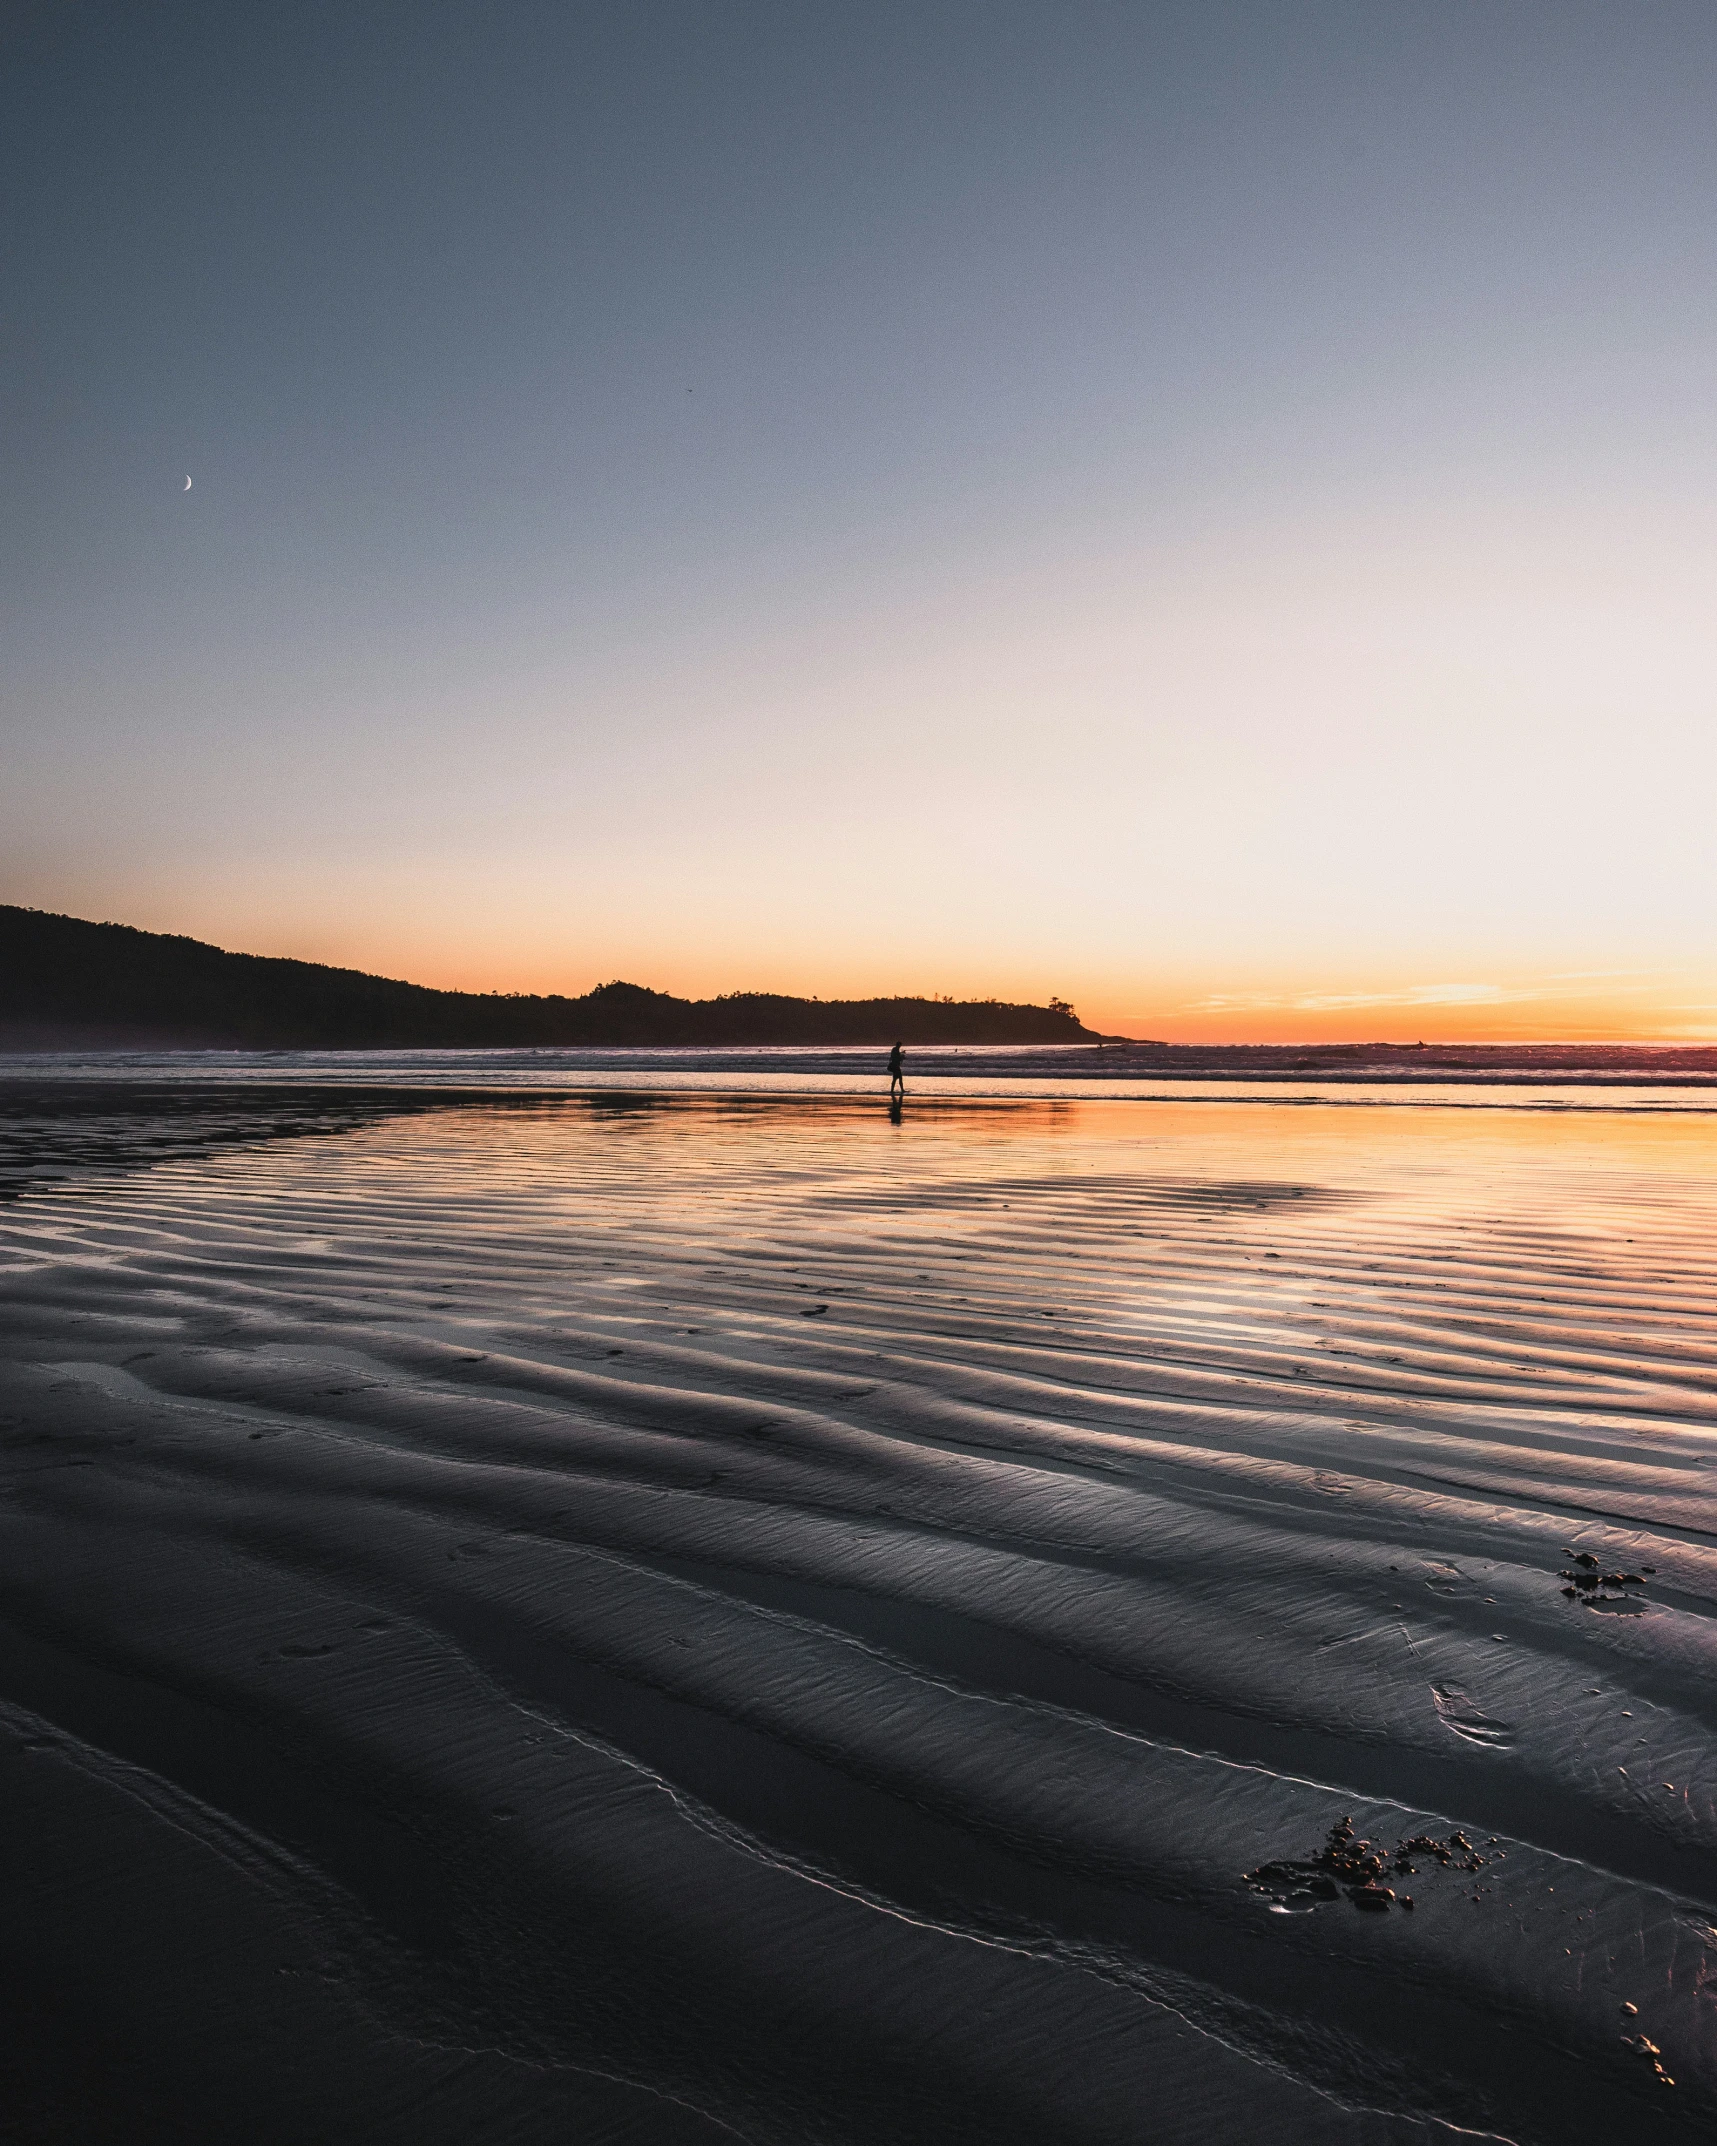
{"left": 1622, "top": 2031, "right": 1674, "bottom": 2089}
{"left": 1559, "top": 1549, "right": 1654, "bottom": 1605}
{"left": 1245, "top": 1816, "right": 1491, "bottom": 1915}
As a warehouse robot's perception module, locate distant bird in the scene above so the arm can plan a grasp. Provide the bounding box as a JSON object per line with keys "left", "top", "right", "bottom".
{"left": 184, "top": 475, "right": 192, "bottom": 491}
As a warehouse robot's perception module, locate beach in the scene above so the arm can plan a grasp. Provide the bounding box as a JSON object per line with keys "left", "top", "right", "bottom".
{"left": 2, "top": 1069, "right": 1714, "bottom": 2142}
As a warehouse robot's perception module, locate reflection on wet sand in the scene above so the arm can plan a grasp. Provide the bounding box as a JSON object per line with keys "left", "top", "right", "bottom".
{"left": 1, "top": 1087, "right": 1714, "bottom": 2142}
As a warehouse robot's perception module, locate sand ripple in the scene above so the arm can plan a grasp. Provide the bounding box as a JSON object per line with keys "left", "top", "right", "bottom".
{"left": 2, "top": 1088, "right": 1715, "bottom": 2141}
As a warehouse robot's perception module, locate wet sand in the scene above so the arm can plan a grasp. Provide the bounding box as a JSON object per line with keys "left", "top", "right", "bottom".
{"left": 2, "top": 1082, "right": 1715, "bottom": 2142}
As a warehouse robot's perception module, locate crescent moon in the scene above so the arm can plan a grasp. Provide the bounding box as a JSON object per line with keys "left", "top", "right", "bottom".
{"left": 184, "top": 475, "right": 192, "bottom": 491}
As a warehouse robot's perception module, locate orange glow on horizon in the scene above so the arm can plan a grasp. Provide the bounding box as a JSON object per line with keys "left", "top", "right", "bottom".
{"left": 148, "top": 905, "right": 1714, "bottom": 1048}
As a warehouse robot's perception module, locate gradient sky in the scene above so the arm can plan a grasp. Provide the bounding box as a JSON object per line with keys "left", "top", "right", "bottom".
{"left": 5, "top": 1, "right": 1717, "bottom": 1041}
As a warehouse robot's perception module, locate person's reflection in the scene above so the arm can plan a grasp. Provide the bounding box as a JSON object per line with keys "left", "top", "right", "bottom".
{"left": 887, "top": 1095, "right": 904, "bottom": 1125}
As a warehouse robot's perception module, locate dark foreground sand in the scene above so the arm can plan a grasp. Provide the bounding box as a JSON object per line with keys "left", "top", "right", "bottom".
{"left": 1, "top": 1083, "right": 1714, "bottom": 2143}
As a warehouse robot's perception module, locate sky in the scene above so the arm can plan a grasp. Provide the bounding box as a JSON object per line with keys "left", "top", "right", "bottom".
{"left": 5, "top": 0, "right": 1717, "bottom": 1042}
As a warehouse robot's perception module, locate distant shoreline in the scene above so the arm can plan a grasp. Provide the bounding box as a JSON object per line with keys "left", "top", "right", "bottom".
{"left": 9, "top": 908, "right": 1717, "bottom": 1069}
{"left": 0, "top": 905, "right": 1097, "bottom": 1049}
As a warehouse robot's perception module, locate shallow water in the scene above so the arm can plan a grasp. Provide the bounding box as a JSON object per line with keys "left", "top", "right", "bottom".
{"left": 1, "top": 1085, "right": 1714, "bottom": 2142}
{"left": 8, "top": 1042, "right": 1717, "bottom": 1108}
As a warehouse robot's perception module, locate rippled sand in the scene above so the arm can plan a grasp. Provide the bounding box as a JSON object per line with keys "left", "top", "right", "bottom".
{"left": 2, "top": 1086, "right": 1714, "bottom": 2142}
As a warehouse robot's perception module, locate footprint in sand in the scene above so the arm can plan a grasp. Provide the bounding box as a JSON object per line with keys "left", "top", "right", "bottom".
{"left": 1432, "top": 1681, "right": 1513, "bottom": 1749}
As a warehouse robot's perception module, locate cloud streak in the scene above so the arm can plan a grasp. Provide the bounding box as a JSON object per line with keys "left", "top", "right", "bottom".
{"left": 1187, "top": 973, "right": 1661, "bottom": 1017}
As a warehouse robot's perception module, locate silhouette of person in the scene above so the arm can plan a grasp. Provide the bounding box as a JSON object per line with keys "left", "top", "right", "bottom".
{"left": 887, "top": 1041, "right": 904, "bottom": 1101}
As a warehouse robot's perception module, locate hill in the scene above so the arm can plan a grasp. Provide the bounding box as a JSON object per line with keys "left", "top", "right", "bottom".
{"left": 0, "top": 908, "right": 1098, "bottom": 1049}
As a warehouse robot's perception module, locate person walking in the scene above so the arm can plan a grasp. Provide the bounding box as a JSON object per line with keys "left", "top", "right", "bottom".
{"left": 887, "top": 1041, "right": 904, "bottom": 1101}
